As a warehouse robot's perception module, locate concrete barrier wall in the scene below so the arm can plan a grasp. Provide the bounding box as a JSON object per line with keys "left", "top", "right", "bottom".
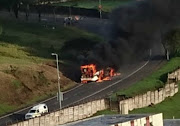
{"left": 110, "top": 113, "right": 163, "bottom": 126}
{"left": 119, "top": 82, "right": 178, "bottom": 114}
{"left": 119, "top": 68, "right": 180, "bottom": 114}
{"left": 11, "top": 99, "right": 108, "bottom": 126}
{"left": 168, "top": 68, "right": 180, "bottom": 82}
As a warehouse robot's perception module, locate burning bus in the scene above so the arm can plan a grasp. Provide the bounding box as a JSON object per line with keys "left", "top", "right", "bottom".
{"left": 80, "top": 64, "right": 120, "bottom": 83}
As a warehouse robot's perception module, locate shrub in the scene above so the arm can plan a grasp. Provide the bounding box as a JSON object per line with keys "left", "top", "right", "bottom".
{"left": 0, "top": 25, "right": 2, "bottom": 35}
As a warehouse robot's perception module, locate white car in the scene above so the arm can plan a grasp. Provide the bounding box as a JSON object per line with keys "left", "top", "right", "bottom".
{"left": 25, "top": 103, "right": 48, "bottom": 120}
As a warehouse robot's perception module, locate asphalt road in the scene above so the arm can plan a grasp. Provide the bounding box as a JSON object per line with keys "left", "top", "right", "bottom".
{"left": 0, "top": 11, "right": 166, "bottom": 126}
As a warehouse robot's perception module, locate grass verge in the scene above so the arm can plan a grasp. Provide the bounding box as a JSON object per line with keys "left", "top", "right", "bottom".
{"left": 111, "top": 57, "right": 180, "bottom": 101}
{"left": 0, "top": 103, "right": 16, "bottom": 115}
{"left": 130, "top": 82, "right": 180, "bottom": 119}
{"left": 106, "top": 57, "right": 180, "bottom": 119}
{"left": 95, "top": 58, "right": 180, "bottom": 118}
{"left": 93, "top": 109, "right": 118, "bottom": 116}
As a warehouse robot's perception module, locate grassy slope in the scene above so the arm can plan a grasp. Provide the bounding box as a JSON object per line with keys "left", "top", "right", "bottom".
{"left": 130, "top": 82, "right": 180, "bottom": 119}
{"left": 0, "top": 18, "right": 102, "bottom": 59}
{"left": 54, "top": 0, "right": 133, "bottom": 12}
{"left": 0, "top": 43, "right": 44, "bottom": 64}
{"left": 0, "top": 18, "right": 102, "bottom": 115}
{"left": 111, "top": 57, "right": 180, "bottom": 118}
{"left": 111, "top": 57, "right": 180, "bottom": 99}
{"left": 0, "top": 42, "right": 43, "bottom": 114}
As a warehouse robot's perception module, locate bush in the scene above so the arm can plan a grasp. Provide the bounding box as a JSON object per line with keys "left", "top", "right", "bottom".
{"left": 163, "top": 29, "right": 180, "bottom": 57}
{"left": 0, "top": 26, "right": 2, "bottom": 35}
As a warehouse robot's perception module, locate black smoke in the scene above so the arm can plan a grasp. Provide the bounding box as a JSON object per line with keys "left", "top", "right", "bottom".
{"left": 84, "top": 0, "right": 180, "bottom": 70}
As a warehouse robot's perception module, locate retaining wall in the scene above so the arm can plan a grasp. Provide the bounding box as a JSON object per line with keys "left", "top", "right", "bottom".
{"left": 119, "top": 82, "right": 178, "bottom": 114}
{"left": 11, "top": 99, "right": 108, "bottom": 126}
{"left": 119, "top": 68, "right": 180, "bottom": 114}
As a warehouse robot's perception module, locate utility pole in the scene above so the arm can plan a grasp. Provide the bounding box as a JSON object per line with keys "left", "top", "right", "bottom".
{"left": 51, "top": 53, "right": 62, "bottom": 109}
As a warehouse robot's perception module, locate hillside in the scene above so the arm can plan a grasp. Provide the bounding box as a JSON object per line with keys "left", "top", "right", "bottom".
{"left": 0, "top": 18, "right": 102, "bottom": 115}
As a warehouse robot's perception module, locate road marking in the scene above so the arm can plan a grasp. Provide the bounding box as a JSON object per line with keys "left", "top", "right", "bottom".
{"left": 64, "top": 60, "right": 149, "bottom": 108}
{"left": 63, "top": 84, "right": 83, "bottom": 94}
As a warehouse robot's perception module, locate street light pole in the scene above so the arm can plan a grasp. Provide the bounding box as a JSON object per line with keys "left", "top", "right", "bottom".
{"left": 51, "top": 53, "right": 61, "bottom": 110}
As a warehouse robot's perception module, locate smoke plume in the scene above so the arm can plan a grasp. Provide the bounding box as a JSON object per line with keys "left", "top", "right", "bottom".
{"left": 85, "top": 0, "right": 180, "bottom": 70}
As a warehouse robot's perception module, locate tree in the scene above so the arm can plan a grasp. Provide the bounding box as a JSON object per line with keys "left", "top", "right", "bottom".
{"left": 34, "top": 0, "right": 50, "bottom": 22}
{"left": 0, "top": 0, "right": 20, "bottom": 18}
{"left": 0, "top": 25, "right": 2, "bottom": 35}
{"left": 21, "top": 0, "right": 32, "bottom": 20}
{"left": 0, "top": 0, "right": 51, "bottom": 21}
{"left": 163, "top": 29, "right": 180, "bottom": 57}
{"left": 0, "top": 0, "right": 36, "bottom": 19}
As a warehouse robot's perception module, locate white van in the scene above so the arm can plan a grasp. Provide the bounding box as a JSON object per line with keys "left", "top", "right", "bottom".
{"left": 25, "top": 103, "right": 48, "bottom": 120}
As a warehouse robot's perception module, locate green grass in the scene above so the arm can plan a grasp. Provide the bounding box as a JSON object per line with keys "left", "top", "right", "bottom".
{"left": 0, "top": 25, "right": 2, "bottom": 35}
{"left": 107, "top": 57, "right": 180, "bottom": 119}
{"left": 25, "top": 94, "right": 52, "bottom": 106}
{"left": 130, "top": 82, "right": 180, "bottom": 119}
{"left": 0, "top": 42, "right": 45, "bottom": 64}
{"left": 53, "top": 0, "right": 133, "bottom": 12}
{"left": 0, "top": 103, "right": 16, "bottom": 115}
{"left": 0, "top": 17, "right": 103, "bottom": 115}
{"left": 94, "top": 57, "right": 180, "bottom": 118}
{"left": 0, "top": 18, "right": 102, "bottom": 60}
{"left": 11, "top": 80, "right": 22, "bottom": 88}
{"left": 93, "top": 109, "right": 118, "bottom": 116}
{"left": 111, "top": 57, "right": 180, "bottom": 101}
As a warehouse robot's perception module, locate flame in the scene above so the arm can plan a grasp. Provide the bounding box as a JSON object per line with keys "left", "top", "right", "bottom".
{"left": 81, "top": 64, "right": 97, "bottom": 74}
{"left": 80, "top": 64, "right": 120, "bottom": 83}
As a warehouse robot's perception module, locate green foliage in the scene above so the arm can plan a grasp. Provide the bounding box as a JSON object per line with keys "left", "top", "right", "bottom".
{"left": 93, "top": 109, "right": 118, "bottom": 116}
{"left": 12, "top": 80, "right": 22, "bottom": 88}
{"left": 0, "top": 18, "right": 102, "bottom": 61}
{"left": 111, "top": 57, "right": 180, "bottom": 99}
{"left": 0, "top": 103, "right": 16, "bottom": 115}
{"left": 130, "top": 82, "right": 180, "bottom": 119}
{"left": 0, "top": 0, "right": 35, "bottom": 9}
{"left": 163, "top": 29, "right": 180, "bottom": 56}
{"left": 0, "top": 25, "right": 2, "bottom": 35}
{"left": 110, "top": 57, "right": 180, "bottom": 118}
{"left": 0, "top": 42, "right": 44, "bottom": 64}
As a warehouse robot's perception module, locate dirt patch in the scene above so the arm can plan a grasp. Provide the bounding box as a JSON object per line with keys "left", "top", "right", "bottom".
{"left": 0, "top": 63, "right": 76, "bottom": 105}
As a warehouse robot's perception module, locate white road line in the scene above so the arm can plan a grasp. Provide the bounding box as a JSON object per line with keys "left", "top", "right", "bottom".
{"left": 64, "top": 60, "right": 149, "bottom": 108}
{"left": 63, "top": 84, "right": 83, "bottom": 94}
